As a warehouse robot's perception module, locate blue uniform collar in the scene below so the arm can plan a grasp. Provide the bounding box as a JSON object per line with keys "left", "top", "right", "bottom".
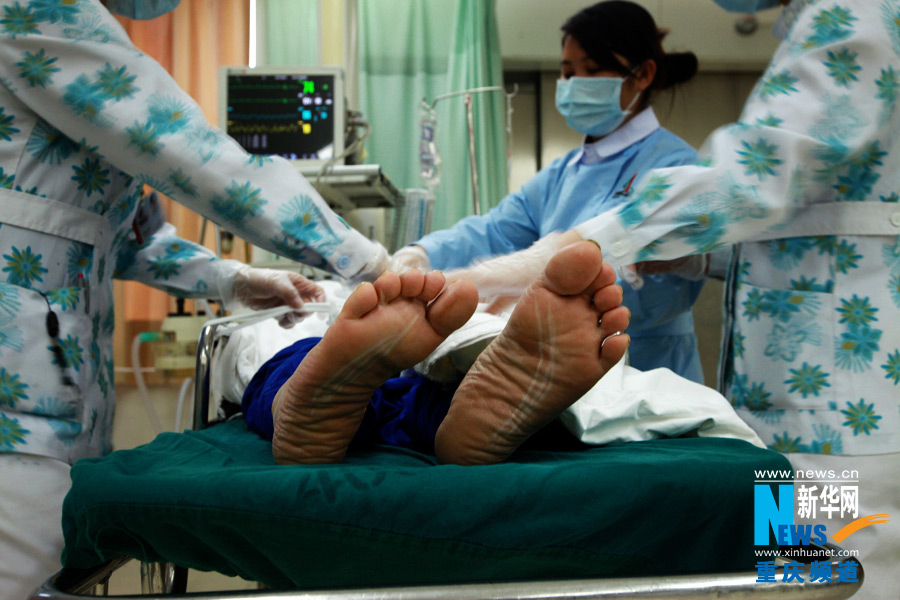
{"left": 568, "top": 107, "right": 660, "bottom": 167}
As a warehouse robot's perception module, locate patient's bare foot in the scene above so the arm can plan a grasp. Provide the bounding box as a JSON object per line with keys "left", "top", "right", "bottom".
{"left": 272, "top": 270, "right": 478, "bottom": 464}
{"left": 434, "top": 241, "right": 630, "bottom": 465}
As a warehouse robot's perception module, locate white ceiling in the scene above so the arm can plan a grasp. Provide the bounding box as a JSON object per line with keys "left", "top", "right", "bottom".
{"left": 496, "top": 0, "right": 783, "bottom": 72}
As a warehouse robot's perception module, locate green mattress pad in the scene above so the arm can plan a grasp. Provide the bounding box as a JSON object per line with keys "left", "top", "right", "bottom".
{"left": 62, "top": 419, "right": 790, "bottom": 590}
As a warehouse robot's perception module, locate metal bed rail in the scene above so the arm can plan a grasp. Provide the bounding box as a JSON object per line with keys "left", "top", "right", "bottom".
{"left": 31, "top": 560, "right": 863, "bottom": 600}
{"left": 192, "top": 306, "right": 331, "bottom": 430}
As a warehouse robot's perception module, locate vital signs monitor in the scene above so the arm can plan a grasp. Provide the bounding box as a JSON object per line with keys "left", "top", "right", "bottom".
{"left": 218, "top": 66, "right": 345, "bottom": 166}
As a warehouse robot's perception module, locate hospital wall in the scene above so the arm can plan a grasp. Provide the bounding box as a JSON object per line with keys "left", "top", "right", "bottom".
{"left": 505, "top": 69, "right": 761, "bottom": 386}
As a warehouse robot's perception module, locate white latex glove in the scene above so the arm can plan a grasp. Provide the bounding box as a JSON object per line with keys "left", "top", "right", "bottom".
{"left": 231, "top": 265, "right": 326, "bottom": 328}
{"left": 390, "top": 245, "right": 431, "bottom": 273}
{"left": 618, "top": 264, "right": 644, "bottom": 291}
{"left": 444, "top": 232, "right": 567, "bottom": 298}
{"left": 348, "top": 242, "right": 391, "bottom": 285}
{"left": 633, "top": 254, "right": 709, "bottom": 281}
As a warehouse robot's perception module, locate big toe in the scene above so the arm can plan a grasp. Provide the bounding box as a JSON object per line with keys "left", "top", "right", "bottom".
{"left": 340, "top": 281, "right": 379, "bottom": 319}
{"left": 426, "top": 280, "right": 479, "bottom": 337}
{"left": 542, "top": 241, "right": 604, "bottom": 296}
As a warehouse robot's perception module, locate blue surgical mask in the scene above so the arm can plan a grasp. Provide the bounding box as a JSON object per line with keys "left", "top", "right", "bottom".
{"left": 105, "top": 0, "right": 181, "bottom": 20}
{"left": 555, "top": 76, "right": 639, "bottom": 137}
{"left": 711, "top": 0, "right": 782, "bottom": 12}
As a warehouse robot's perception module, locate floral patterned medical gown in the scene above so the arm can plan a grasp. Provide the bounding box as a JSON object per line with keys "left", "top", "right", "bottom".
{"left": 575, "top": 0, "right": 900, "bottom": 456}
{"left": 0, "top": 0, "right": 378, "bottom": 463}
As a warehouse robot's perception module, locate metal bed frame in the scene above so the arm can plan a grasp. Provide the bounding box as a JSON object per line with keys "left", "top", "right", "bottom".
{"left": 31, "top": 558, "right": 865, "bottom": 599}
{"left": 30, "top": 310, "right": 865, "bottom": 600}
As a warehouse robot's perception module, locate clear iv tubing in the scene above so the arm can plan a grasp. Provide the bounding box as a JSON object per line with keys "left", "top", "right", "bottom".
{"left": 201, "top": 303, "right": 339, "bottom": 331}
{"left": 131, "top": 332, "right": 165, "bottom": 434}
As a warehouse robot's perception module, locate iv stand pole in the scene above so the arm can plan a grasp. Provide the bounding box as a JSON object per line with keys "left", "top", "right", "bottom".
{"left": 428, "top": 85, "right": 517, "bottom": 218}
{"left": 464, "top": 93, "right": 480, "bottom": 216}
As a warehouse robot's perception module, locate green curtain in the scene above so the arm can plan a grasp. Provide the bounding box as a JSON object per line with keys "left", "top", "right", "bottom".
{"left": 358, "top": 0, "right": 507, "bottom": 231}
{"left": 262, "top": 0, "right": 319, "bottom": 66}
{"left": 434, "top": 0, "right": 507, "bottom": 229}
{"left": 358, "top": 0, "right": 454, "bottom": 199}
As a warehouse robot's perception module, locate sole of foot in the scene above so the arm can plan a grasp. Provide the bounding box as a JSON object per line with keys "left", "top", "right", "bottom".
{"left": 272, "top": 269, "right": 478, "bottom": 464}
{"left": 434, "top": 241, "right": 630, "bottom": 465}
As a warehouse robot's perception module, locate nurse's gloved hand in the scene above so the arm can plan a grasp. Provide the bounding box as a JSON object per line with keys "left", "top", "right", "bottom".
{"left": 348, "top": 242, "right": 391, "bottom": 285}
{"left": 444, "top": 231, "right": 570, "bottom": 298}
{"left": 618, "top": 264, "right": 644, "bottom": 290}
{"left": 232, "top": 265, "right": 326, "bottom": 328}
{"left": 633, "top": 254, "right": 709, "bottom": 281}
{"left": 390, "top": 245, "right": 431, "bottom": 273}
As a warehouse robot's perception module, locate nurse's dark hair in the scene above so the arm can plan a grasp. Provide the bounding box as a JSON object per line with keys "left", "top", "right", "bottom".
{"left": 561, "top": 0, "right": 698, "bottom": 101}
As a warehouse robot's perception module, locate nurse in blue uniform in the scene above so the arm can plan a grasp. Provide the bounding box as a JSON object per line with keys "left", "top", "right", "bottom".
{"left": 394, "top": 0, "right": 707, "bottom": 382}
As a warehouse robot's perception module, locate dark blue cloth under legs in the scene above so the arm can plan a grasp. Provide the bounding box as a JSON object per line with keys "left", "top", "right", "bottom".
{"left": 242, "top": 337, "right": 455, "bottom": 454}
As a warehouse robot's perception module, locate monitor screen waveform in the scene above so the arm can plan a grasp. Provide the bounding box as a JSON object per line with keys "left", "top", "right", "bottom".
{"left": 225, "top": 73, "right": 337, "bottom": 160}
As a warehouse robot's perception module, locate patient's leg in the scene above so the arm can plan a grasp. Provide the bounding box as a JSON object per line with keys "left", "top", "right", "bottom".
{"left": 272, "top": 270, "right": 478, "bottom": 464}
{"left": 435, "top": 241, "right": 630, "bottom": 465}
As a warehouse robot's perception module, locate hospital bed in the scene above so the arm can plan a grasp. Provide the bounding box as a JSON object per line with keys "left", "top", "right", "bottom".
{"left": 31, "top": 309, "right": 864, "bottom": 600}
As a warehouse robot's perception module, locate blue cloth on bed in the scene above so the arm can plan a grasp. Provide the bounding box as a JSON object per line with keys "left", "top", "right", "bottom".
{"left": 242, "top": 337, "right": 453, "bottom": 454}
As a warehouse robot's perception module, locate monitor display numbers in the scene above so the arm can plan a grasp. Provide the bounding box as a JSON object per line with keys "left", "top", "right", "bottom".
{"left": 226, "top": 73, "right": 336, "bottom": 160}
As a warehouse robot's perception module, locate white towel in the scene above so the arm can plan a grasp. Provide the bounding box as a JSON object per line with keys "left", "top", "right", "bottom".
{"left": 416, "top": 311, "right": 765, "bottom": 448}
{"left": 560, "top": 360, "right": 765, "bottom": 448}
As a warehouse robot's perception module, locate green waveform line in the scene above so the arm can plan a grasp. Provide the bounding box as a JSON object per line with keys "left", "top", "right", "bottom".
{"left": 229, "top": 84, "right": 301, "bottom": 90}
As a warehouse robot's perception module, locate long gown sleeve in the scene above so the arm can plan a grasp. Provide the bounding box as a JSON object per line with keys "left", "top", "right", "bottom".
{"left": 575, "top": 3, "right": 896, "bottom": 267}
{"left": 0, "top": 0, "right": 380, "bottom": 279}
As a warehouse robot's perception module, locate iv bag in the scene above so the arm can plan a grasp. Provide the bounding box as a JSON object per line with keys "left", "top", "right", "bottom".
{"left": 419, "top": 102, "right": 441, "bottom": 192}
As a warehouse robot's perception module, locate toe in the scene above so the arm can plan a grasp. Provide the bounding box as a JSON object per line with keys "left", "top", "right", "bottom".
{"left": 592, "top": 283, "right": 623, "bottom": 314}
{"left": 420, "top": 271, "right": 447, "bottom": 303}
{"left": 399, "top": 269, "right": 426, "bottom": 297}
{"left": 426, "top": 280, "right": 479, "bottom": 337}
{"left": 542, "top": 241, "right": 604, "bottom": 296}
{"left": 373, "top": 271, "right": 402, "bottom": 303}
{"left": 600, "top": 333, "right": 630, "bottom": 370}
{"left": 598, "top": 305, "right": 630, "bottom": 339}
{"left": 584, "top": 262, "right": 618, "bottom": 298}
{"left": 340, "top": 282, "right": 379, "bottom": 319}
